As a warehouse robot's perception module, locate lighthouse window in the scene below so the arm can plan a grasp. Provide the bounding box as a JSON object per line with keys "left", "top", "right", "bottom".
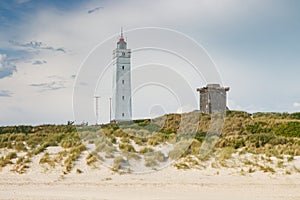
{"left": 122, "top": 66, "right": 124, "bottom": 70}
{"left": 122, "top": 113, "right": 124, "bottom": 117}
{"left": 122, "top": 52, "right": 125, "bottom": 56}
{"left": 122, "top": 80, "right": 124, "bottom": 84}
{"left": 122, "top": 96, "right": 124, "bottom": 100}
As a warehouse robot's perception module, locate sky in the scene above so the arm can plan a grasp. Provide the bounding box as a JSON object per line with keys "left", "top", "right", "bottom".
{"left": 0, "top": 0, "right": 300, "bottom": 125}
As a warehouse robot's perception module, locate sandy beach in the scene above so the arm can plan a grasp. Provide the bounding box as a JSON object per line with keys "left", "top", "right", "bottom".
{"left": 1, "top": 163, "right": 300, "bottom": 200}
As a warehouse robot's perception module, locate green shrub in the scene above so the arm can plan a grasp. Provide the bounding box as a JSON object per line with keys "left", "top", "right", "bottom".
{"left": 248, "top": 133, "right": 275, "bottom": 148}
{"left": 290, "top": 112, "right": 300, "bottom": 119}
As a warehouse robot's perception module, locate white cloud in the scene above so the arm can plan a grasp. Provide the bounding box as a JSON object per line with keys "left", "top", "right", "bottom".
{"left": 32, "top": 60, "right": 47, "bottom": 65}
{"left": 30, "top": 81, "right": 66, "bottom": 92}
{"left": 0, "top": 90, "right": 13, "bottom": 97}
{"left": 293, "top": 102, "right": 300, "bottom": 108}
{"left": 0, "top": 54, "right": 17, "bottom": 79}
{"left": 9, "top": 40, "right": 66, "bottom": 53}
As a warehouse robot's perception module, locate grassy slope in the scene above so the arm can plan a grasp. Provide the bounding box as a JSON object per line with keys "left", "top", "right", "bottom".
{"left": 0, "top": 111, "right": 300, "bottom": 173}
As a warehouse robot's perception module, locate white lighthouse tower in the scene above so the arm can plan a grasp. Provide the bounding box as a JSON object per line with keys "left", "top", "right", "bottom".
{"left": 112, "top": 29, "right": 132, "bottom": 121}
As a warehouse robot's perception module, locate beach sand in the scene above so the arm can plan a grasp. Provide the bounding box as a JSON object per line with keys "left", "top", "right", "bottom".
{"left": 1, "top": 146, "right": 300, "bottom": 200}
{"left": 1, "top": 165, "right": 299, "bottom": 200}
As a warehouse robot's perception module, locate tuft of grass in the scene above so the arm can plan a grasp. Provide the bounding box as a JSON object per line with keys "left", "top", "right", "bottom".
{"left": 39, "top": 152, "right": 55, "bottom": 168}
{"left": 183, "top": 156, "right": 200, "bottom": 168}
{"left": 153, "top": 151, "right": 166, "bottom": 162}
{"left": 119, "top": 143, "right": 136, "bottom": 153}
{"left": 53, "top": 150, "right": 67, "bottom": 163}
{"left": 144, "top": 151, "right": 166, "bottom": 167}
{"left": 64, "top": 144, "right": 86, "bottom": 173}
{"left": 147, "top": 137, "right": 161, "bottom": 146}
{"left": 248, "top": 167, "right": 255, "bottom": 173}
{"left": 216, "top": 147, "right": 236, "bottom": 167}
{"left": 0, "top": 157, "right": 11, "bottom": 168}
{"left": 0, "top": 152, "right": 18, "bottom": 168}
{"left": 174, "top": 162, "right": 190, "bottom": 170}
{"left": 139, "top": 147, "right": 154, "bottom": 154}
{"left": 277, "top": 160, "right": 284, "bottom": 168}
{"left": 11, "top": 164, "right": 29, "bottom": 174}
{"left": 123, "top": 152, "right": 140, "bottom": 161}
{"left": 120, "top": 137, "right": 130, "bottom": 144}
{"left": 287, "top": 156, "right": 294, "bottom": 162}
{"left": 14, "top": 142, "right": 27, "bottom": 152}
{"left": 189, "top": 139, "right": 201, "bottom": 155}
{"left": 258, "top": 164, "right": 275, "bottom": 173}
{"left": 86, "top": 153, "right": 101, "bottom": 166}
{"left": 168, "top": 141, "right": 190, "bottom": 160}
{"left": 243, "top": 159, "right": 253, "bottom": 166}
{"left": 16, "top": 156, "right": 24, "bottom": 164}
{"left": 6, "top": 152, "right": 17, "bottom": 160}
{"left": 112, "top": 156, "right": 127, "bottom": 171}
{"left": 240, "top": 169, "right": 246, "bottom": 176}
{"left": 144, "top": 156, "right": 158, "bottom": 167}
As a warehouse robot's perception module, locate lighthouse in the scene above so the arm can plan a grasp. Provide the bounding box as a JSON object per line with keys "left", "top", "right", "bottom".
{"left": 112, "top": 29, "right": 132, "bottom": 121}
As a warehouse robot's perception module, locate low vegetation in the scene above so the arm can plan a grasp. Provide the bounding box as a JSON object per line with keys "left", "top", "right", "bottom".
{"left": 0, "top": 111, "right": 299, "bottom": 174}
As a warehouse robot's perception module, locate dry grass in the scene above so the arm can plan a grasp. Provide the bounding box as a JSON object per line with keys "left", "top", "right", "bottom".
{"left": 86, "top": 152, "right": 102, "bottom": 166}
{"left": 0, "top": 152, "right": 17, "bottom": 168}
{"left": 64, "top": 144, "right": 86, "bottom": 173}
{"left": 11, "top": 164, "right": 29, "bottom": 174}
{"left": 168, "top": 140, "right": 191, "bottom": 160}
{"left": 144, "top": 151, "right": 166, "bottom": 167}
{"left": 174, "top": 162, "right": 190, "bottom": 170}
{"left": 112, "top": 156, "right": 127, "bottom": 171}
{"left": 0, "top": 111, "right": 300, "bottom": 174}
{"left": 39, "top": 152, "right": 55, "bottom": 168}
{"left": 139, "top": 147, "right": 154, "bottom": 154}
{"left": 119, "top": 143, "right": 136, "bottom": 153}
{"left": 123, "top": 152, "right": 140, "bottom": 161}
{"left": 53, "top": 150, "right": 67, "bottom": 163}
{"left": 258, "top": 164, "right": 275, "bottom": 173}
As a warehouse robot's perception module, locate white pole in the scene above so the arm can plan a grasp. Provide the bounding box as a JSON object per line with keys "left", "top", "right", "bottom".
{"left": 94, "top": 96, "right": 100, "bottom": 125}
{"left": 109, "top": 97, "right": 112, "bottom": 122}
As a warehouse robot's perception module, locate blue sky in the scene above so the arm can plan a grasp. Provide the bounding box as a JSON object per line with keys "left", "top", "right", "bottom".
{"left": 0, "top": 0, "right": 300, "bottom": 125}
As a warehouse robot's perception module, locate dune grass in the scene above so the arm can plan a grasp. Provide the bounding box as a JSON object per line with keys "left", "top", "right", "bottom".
{"left": 0, "top": 111, "right": 299, "bottom": 173}
{"left": 112, "top": 156, "right": 127, "bottom": 171}
{"left": 39, "top": 152, "right": 55, "bottom": 168}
